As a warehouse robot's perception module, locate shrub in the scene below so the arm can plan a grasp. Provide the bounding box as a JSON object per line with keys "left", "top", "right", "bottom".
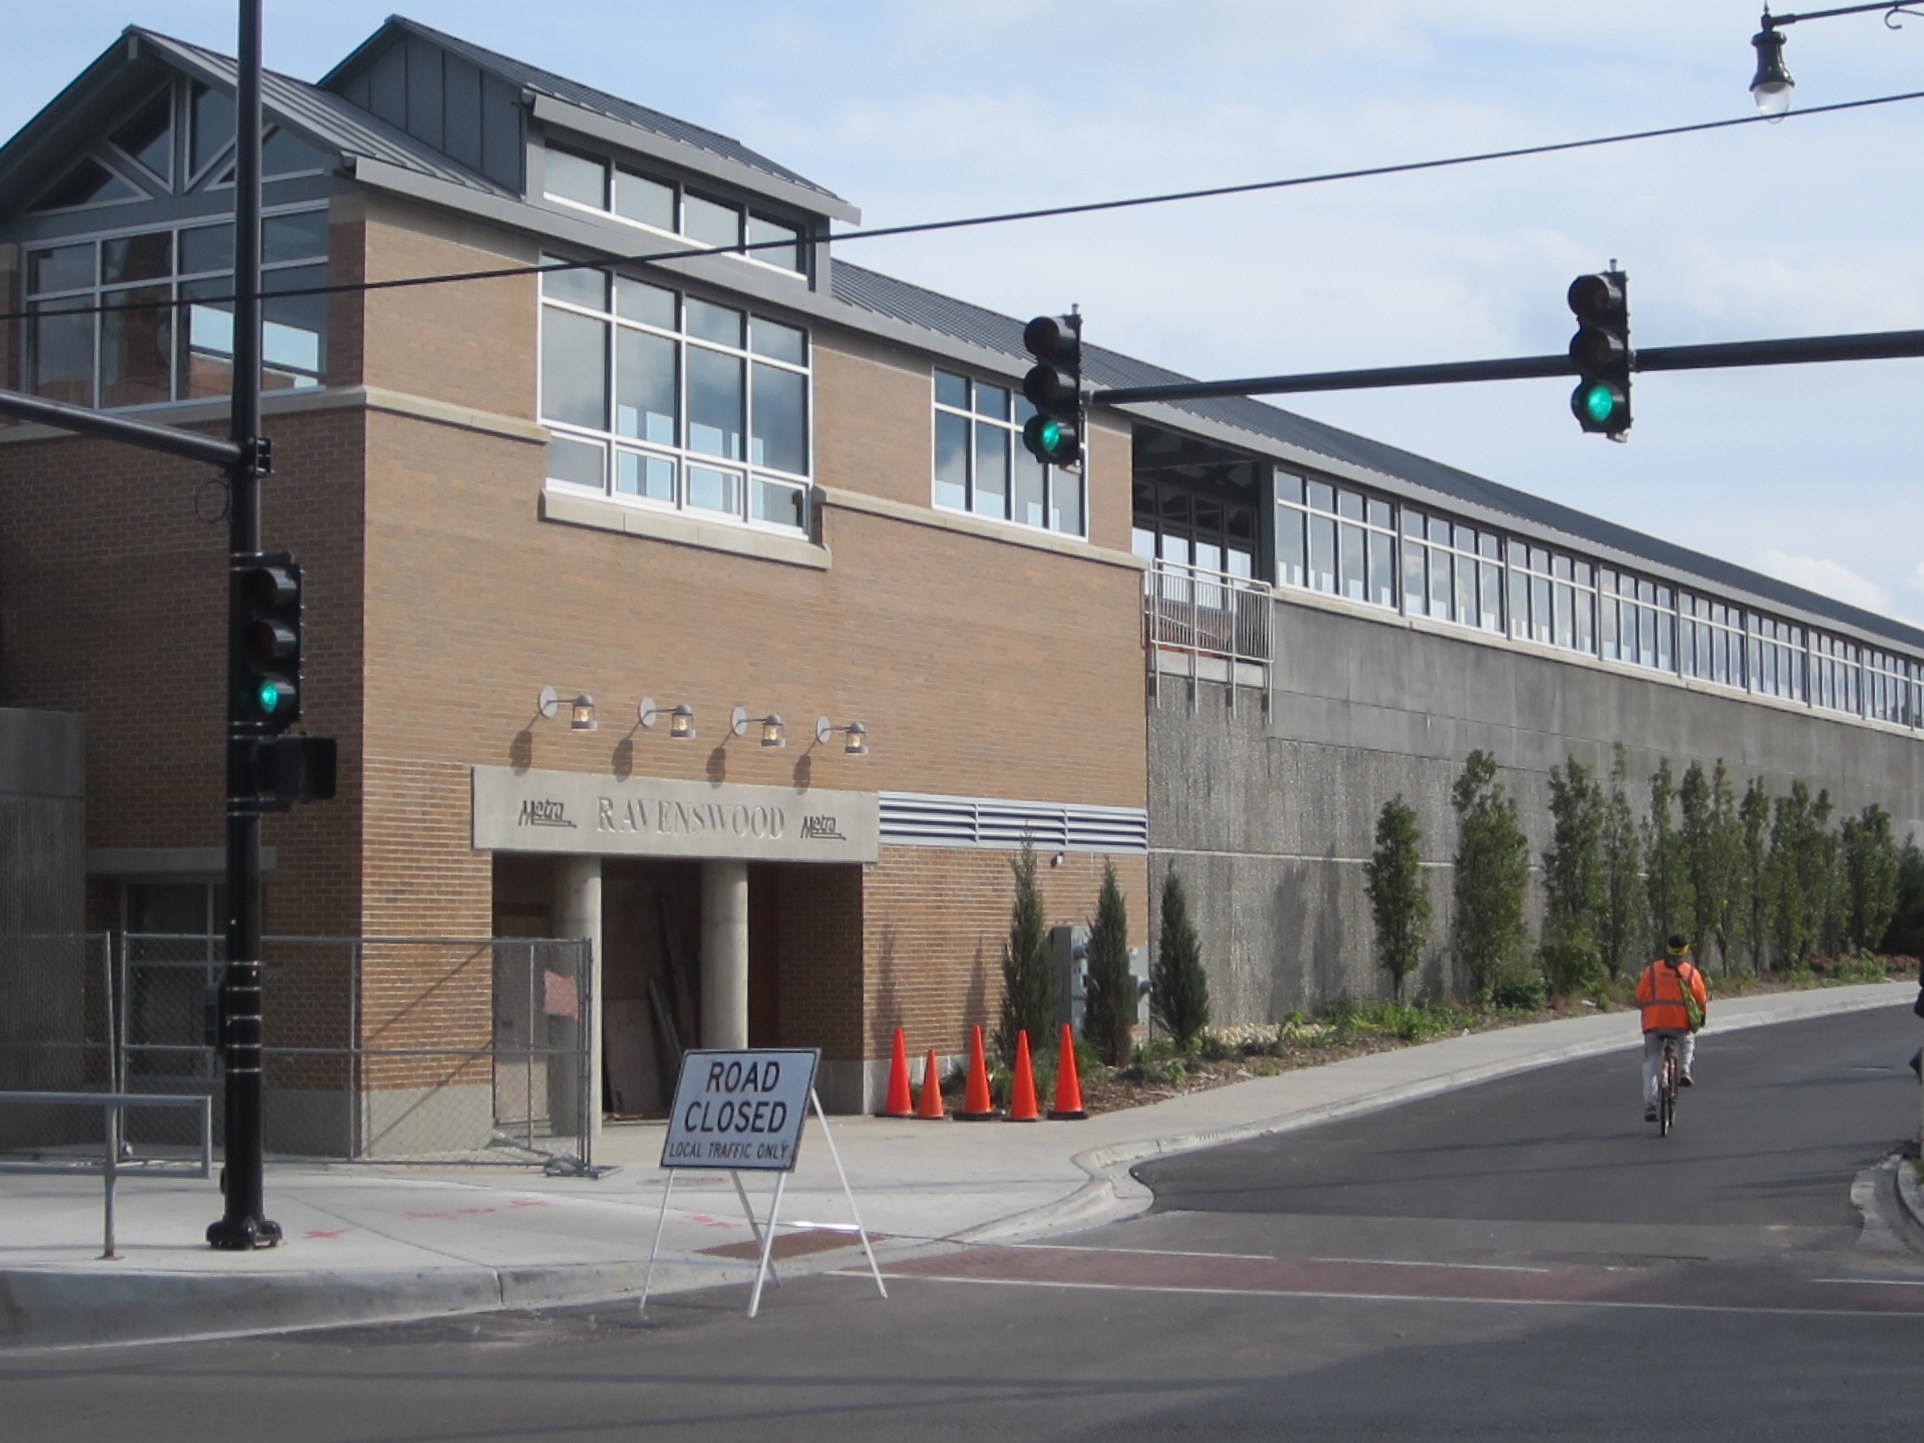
{"left": 1081, "top": 861, "right": 1136, "bottom": 1067}
{"left": 1366, "top": 795, "right": 1432, "bottom": 1002}
{"left": 1486, "top": 969, "right": 1549, "bottom": 1012}
{"left": 996, "top": 836, "right": 1054, "bottom": 1065}
{"left": 1450, "top": 750, "right": 1530, "bottom": 996}
{"left": 1151, "top": 869, "right": 1211, "bottom": 1049}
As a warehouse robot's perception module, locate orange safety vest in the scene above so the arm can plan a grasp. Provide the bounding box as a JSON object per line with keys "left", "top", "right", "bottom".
{"left": 1636, "top": 958, "right": 1707, "bottom": 1033}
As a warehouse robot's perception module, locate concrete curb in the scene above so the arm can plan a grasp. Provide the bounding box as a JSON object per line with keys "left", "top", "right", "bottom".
{"left": 1897, "top": 1155, "right": 1924, "bottom": 1242}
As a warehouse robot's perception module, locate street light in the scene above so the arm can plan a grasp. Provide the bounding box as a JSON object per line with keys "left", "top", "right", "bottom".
{"left": 1747, "top": 4, "right": 1920, "bottom": 118}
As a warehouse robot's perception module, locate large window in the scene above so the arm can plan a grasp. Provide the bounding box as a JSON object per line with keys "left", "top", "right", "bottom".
{"left": 1404, "top": 511, "right": 1502, "bottom": 633}
{"left": 540, "top": 260, "right": 812, "bottom": 531}
{"left": 934, "top": 371, "right": 1084, "bottom": 537}
{"left": 1749, "top": 615, "right": 1806, "bottom": 703}
{"left": 1810, "top": 632, "right": 1861, "bottom": 716}
{"left": 542, "top": 143, "right": 807, "bottom": 277}
{"left": 23, "top": 209, "right": 327, "bottom": 408}
{"left": 1680, "top": 594, "right": 1746, "bottom": 689}
{"left": 1597, "top": 568, "right": 1674, "bottom": 672}
{"left": 1278, "top": 475, "right": 1395, "bottom": 609}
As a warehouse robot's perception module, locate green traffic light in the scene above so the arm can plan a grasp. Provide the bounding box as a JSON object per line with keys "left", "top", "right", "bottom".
{"left": 1036, "top": 418, "right": 1064, "bottom": 455}
{"left": 1578, "top": 383, "right": 1616, "bottom": 425}
{"left": 255, "top": 679, "right": 284, "bottom": 716}
{"left": 1572, "top": 380, "right": 1626, "bottom": 431}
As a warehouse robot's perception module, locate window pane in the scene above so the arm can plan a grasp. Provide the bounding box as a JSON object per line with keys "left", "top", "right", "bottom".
{"left": 547, "top": 435, "right": 603, "bottom": 490}
{"left": 180, "top": 279, "right": 233, "bottom": 399}
{"left": 1574, "top": 589, "right": 1594, "bottom": 653}
{"left": 29, "top": 242, "right": 94, "bottom": 293}
{"left": 35, "top": 157, "right": 139, "bottom": 210}
{"left": 1337, "top": 490, "right": 1364, "bottom": 522}
{"left": 1277, "top": 511, "right": 1306, "bottom": 588}
{"left": 1276, "top": 472, "right": 1304, "bottom": 506}
{"left": 750, "top": 361, "right": 807, "bottom": 475}
{"left": 262, "top": 127, "right": 326, "bottom": 177}
{"left": 616, "top": 328, "right": 678, "bottom": 444}
{"left": 179, "top": 226, "right": 231, "bottom": 275}
{"left": 1554, "top": 583, "right": 1573, "bottom": 649}
{"left": 687, "top": 347, "right": 744, "bottom": 458}
{"left": 1308, "top": 514, "right": 1336, "bottom": 593}
{"left": 974, "top": 423, "right": 1009, "bottom": 518}
{"left": 102, "top": 232, "right": 170, "bottom": 285}
{"left": 28, "top": 302, "right": 95, "bottom": 406}
{"left": 1339, "top": 521, "right": 1366, "bottom": 600}
{"left": 687, "top": 298, "right": 743, "bottom": 348}
{"left": 1431, "top": 547, "right": 1453, "bottom": 619}
{"left": 542, "top": 261, "right": 606, "bottom": 311}
{"left": 1403, "top": 540, "right": 1427, "bottom": 616}
{"left": 263, "top": 210, "right": 327, "bottom": 264}
{"left": 541, "top": 307, "right": 608, "bottom": 429}
{"left": 1369, "top": 531, "right": 1395, "bottom": 608}
{"left": 1531, "top": 576, "right": 1552, "bottom": 644}
{"left": 1051, "top": 470, "right": 1084, "bottom": 536}
{"left": 189, "top": 82, "right": 234, "bottom": 175}
{"left": 545, "top": 146, "right": 606, "bottom": 207}
{"left": 752, "top": 477, "right": 806, "bottom": 528}
{"left": 687, "top": 464, "right": 742, "bottom": 517}
{"left": 973, "top": 381, "right": 1009, "bottom": 420}
{"left": 262, "top": 265, "right": 326, "bottom": 381}
{"left": 684, "top": 192, "right": 741, "bottom": 250}
{"left": 750, "top": 317, "right": 806, "bottom": 365}
{"left": 615, "top": 167, "right": 675, "bottom": 230}
{"left": 100, "top": 285, "right": 171, "bottom": 406}
{"left": 747, "top": 213, "right": 803, "bottom": 273}
{"left": 1306, "top": 480, "right": 1334, "bottom": 512}
{"left": 113, "top": 91, "right": 173, "bottom": 180}
{"left": 1015, "top": 447, "right": 1046, "bottom": 528}
{"left": 934, "top": 411, "right": 969, "bottom": 510}
{"left": 1456, "top": 552, "right": 1476, "bottom": 625}
{"left": 1367, "top": 498, "right": 1392, "bottom": 529}
{"left": 616, "top": 450, "right": 675, "bottom": 502}
{"left": 615, "top": 276, "right": 675, "bottom": 329}
{"left": 935, "top": 371, "right": 969, "bottom": 410}
{"left": 1480, "top": 561, "right": 1502, "bottom": 632}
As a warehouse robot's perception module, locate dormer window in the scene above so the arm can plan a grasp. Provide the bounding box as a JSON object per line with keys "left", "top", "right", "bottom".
{"left": 540, "top": 142, "right": 808, "bottom": 277}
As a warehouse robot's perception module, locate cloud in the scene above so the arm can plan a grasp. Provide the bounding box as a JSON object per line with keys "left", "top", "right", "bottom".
{"left": 1755, "top": 550, "right": 1893, "bottom": 614}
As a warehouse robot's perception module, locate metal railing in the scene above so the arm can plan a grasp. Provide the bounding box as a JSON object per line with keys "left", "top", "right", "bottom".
{"left": 1143, "top": 559, "right": 1274, "bottom": 709}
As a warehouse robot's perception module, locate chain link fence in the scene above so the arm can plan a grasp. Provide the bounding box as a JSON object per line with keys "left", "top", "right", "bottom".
{"left": 1, "top": 934, "right": 591, "bottom": 1170}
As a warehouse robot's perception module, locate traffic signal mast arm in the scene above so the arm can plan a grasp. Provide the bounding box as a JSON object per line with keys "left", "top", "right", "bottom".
{"left": 1087, "top": 325, "right": 1924, "bottom": 407}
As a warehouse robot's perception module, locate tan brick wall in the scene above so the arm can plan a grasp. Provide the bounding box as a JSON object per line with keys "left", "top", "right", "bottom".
{"left": 863, "top": 845, "right": 1149, "bottom": 1061}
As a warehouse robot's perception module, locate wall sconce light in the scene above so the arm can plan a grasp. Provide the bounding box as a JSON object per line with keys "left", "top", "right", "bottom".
{"left": 538, "top": 685, "right": 598, "bottom": 732}
{"left": 731, "top": 705, "right": 786, "bottom": 748}
{"left": 815, "top": 716, "right": 870, "bottom": 756}
{"left": 637, "top": 698, "right": 697, "bottom": 740}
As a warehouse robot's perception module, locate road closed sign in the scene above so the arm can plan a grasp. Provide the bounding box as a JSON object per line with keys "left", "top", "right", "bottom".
{"left": 660, "top": 1048, "right": 820, "bottom": 1172}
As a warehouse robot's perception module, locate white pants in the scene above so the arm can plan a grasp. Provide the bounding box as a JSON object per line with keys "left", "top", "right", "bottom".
{"left": 1642, "top": 1030, "right": 1696, "bottom": 1107}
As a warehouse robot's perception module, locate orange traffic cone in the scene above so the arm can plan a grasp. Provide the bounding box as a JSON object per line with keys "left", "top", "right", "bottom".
{"left": 878, "top": 1027, "right": 913, "bottom": 1118}
{"left": 1049, "top": 1022, "right": 1087, "bottom": 1120}
{"left": 915, "top": 1048, "right": 946, "bottom": 1119}
{"left": 1005, "top": 1030, "right": 1040, "bottom": 1121}
{"left": 955, "top": 1024, "right": 996, "bottom": 1121}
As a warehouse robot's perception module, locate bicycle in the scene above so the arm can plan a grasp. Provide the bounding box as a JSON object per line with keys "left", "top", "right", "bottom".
{"left": 1656, "top": 1033, "right": 1681, "bottom": 1136}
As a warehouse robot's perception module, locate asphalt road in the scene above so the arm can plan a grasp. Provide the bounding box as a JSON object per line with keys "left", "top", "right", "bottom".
{"left": 7, "top": 1007, "right": 1922, "bottom": 1442}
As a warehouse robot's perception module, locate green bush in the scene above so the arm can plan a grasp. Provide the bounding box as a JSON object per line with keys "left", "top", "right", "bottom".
{"left": 1486, "top": 969, "right": 1549, "bottom": 1012}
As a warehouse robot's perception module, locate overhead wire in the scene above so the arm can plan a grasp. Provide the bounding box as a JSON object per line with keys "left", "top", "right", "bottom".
{"left": 6, "top": 86, "right": 1923, "bottom": 326}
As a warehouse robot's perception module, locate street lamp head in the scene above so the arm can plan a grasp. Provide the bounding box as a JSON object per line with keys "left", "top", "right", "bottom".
{"left": 1751, "top": 26, "right": 1795, "bottom": 119}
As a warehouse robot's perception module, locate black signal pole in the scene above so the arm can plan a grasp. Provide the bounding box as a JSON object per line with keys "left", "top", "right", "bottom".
{"left": 207, "top": 0, "right": 280, "bottom": 1251}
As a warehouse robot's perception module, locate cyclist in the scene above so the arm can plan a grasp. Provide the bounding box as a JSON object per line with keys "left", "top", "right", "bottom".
{"left": 1635, "top": 934, "right": 1709, "bottom": 1122}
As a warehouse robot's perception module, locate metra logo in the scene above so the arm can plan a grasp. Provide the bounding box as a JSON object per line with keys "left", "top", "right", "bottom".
{"left": 799, "top": 815, "right": 846, "bottom": 841}
{"left": 519, "top": 799, "right": 575, "bottom": 828}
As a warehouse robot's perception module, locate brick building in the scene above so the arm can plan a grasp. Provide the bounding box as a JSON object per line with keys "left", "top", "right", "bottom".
{"left": 6, "top": 18, "right": 1923, "bottom": 1146}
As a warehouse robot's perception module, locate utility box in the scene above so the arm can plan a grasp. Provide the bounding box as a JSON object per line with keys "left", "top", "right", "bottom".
{"left": 1128, "top": 946, "right": 1150, "bottom": 1025}
{"left": 1051, "top": 924, "right": 1090, "bottom": 1030}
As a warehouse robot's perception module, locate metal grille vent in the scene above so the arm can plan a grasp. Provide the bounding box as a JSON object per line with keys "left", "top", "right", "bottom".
{"left": 878, "top": 792, "right": 1147, "bottom": 854}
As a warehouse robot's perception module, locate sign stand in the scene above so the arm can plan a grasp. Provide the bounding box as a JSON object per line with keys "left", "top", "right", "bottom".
{"left": 641, "top": 1050, "right": 887, "bottom": 1319}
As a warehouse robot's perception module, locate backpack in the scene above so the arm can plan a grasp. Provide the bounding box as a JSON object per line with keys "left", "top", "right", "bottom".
{"left": 1673, "top": 962, "right": 1704, "bottom": 1033}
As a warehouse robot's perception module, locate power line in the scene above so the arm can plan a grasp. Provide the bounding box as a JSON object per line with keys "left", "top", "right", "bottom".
{"left": 8, "top": 85, "right": 1924, "bottom": 326}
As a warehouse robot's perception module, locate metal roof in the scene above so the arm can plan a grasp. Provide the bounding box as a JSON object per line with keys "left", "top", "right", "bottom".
{"left": 832, "top": 261, "right": 1924, "bottom": 650}
{"left": 324, "top": 16, "right": 851, "bottom": 210}
{"left": 134, "top": 29, "right": 513, "bottom": 200}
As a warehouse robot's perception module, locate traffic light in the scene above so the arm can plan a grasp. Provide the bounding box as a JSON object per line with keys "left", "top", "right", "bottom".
{"left": 1567, "top": 270, "right": 1631, "bottom": 439}
{"left": 1021, "top": 312, "right": 1082, "bottom": 468}
{"left": 255, "top": 734, "right": 337, "bottom": 806}
{"left": 235, "top": 552, "right": 302, "bottom": 731}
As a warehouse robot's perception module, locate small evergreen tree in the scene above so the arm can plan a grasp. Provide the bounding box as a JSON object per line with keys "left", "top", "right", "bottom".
{"left": 1767, "top": 783, "right": 1827, "bottom": 970}
{"left": 1882, "top": 834, "right": 1924, "bottom": 957}
{"left": 1150, "top": 868, "right": 1210, "bottom": 1049}
{"left": 1081, "top": 861, "right": 1136, "bottom": 1067}
{"left": 1707, "top": 761, "right": 1745, "bottom": 972}
{"left": 1366, "top": 795, "right": 1432, "bottom": 1002}
{"left": 1679, "top": 760, "right": 1716, "bottom": 960}
{"left": 1643, "top": 759, "right": 1695, "bottom": 953}
{"left": 1841, "top": 803, "right": 1899, "bottom": 955}
{"left": 996, "top": 836, "right": 1054, "bottom": 1063}
{"left": 1450, "top": 749, "right": 1531, "bottom": 997}
{"left": 1598, "top": 742, "right": 1647, "bottom": 980}
{"left": 1540, "top": 756, "right": 1603, "bottom": 997}
{"left": 1739, "top": 776, "right": 1772, "bottom": 969}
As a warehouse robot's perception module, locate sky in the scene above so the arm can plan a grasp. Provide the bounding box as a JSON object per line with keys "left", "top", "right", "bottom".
{"left": 10, "top": 2, "right": 1924, "bottom": 623}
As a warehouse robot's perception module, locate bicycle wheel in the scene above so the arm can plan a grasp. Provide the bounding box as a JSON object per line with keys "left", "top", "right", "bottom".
{"left": 1659, "top": 1047, "right": 1676, "bottom": 1136}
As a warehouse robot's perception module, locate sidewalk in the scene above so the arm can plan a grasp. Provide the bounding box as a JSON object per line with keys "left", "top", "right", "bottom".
{"left": 3, "top": 981, "right": 1918, "bottom": 1351}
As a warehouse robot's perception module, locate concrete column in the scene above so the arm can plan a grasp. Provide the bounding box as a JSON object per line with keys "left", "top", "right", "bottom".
{"left": 552, "top": 855, "right": 603, "bottom": 1152}
{"left": 700, "top": 859, "right": 750, "bottom": 1048}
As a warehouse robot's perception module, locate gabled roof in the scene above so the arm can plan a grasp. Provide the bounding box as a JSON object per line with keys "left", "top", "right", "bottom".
{"left": 833, "top": 261, "right": 1924, "bottom": 650}
{"left": 0, "top": 26, "right": 512, "bottom": 210}
{"left": 321, "top": 15, "right": 855, "bottom": 216}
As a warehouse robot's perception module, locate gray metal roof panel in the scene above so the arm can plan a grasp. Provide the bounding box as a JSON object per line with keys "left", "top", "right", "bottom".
{"left": 135, "top": 29, "right": 513, "bottom": 200}
{"left": 332, "top": 16, "right": 850, "bottom": 209}
{"left": 831, "top": 260, "right": 1924, "bottom": 650}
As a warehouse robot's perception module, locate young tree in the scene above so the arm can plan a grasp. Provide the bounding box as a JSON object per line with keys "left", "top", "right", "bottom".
{"left": 1366, "top": 795, "right": 1432, "bottom": 1002}
{"left": 1080, "top": 861, "right": 1136, "bottom": 1067}
{"left": 996, "top": 836, "right": 1054, "bottom": 1063}
{"left": 1450, "top": 749, "right": 1531, "bottom": 998}
{"left": 1882, "top": 834, "right": 1924, "bottom": 957}
{"left": 1767, "top": 782, "right": 1826, "bottom": 970}
{"left": 1598, "top": 742, "right": 1648, "bottom": 980}
{"left": 1540, "top": 756, "right": 1603, "bottom": 997}
{"left": 1840, "top": 803, "right": 1900, "bottom": 955}
{"left": 1740, "top": 776, "right": 1772, "bottom": 969}
{"left": 1150, "top": 868, "right": 1210, "bottom": 1049}
{"left": 1707, "top": 761, "right": 1745, "bottom": 973}
{"left": 1643, "top": 759, "right": 1695, "bottom": 954}
{"left": 1679, "top": 760, "right": 1715, "bottom": 960}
